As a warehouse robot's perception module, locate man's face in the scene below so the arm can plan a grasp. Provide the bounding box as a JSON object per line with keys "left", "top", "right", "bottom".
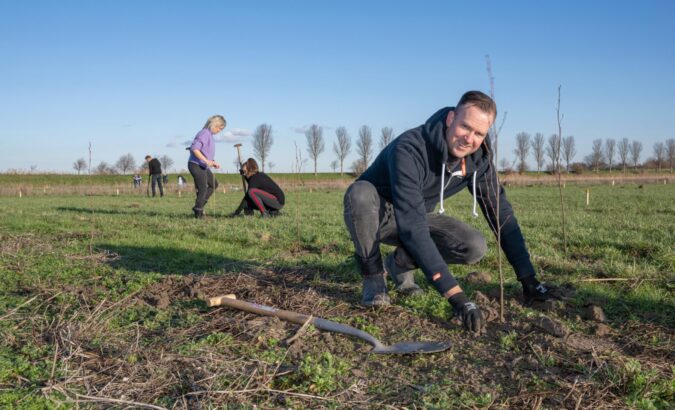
{"left": 445, "top": 105, "right": 494, "bottom": 158}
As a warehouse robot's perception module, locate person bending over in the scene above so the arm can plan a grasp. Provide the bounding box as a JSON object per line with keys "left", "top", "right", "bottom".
{"left": 343, "top": 91, "right": 558, "bottom": 334}
{"left": 232, "top": 158, "right": 285, "bottom": 217}
{"left": 145, "top": 155, "right": 164, "bottom": 197}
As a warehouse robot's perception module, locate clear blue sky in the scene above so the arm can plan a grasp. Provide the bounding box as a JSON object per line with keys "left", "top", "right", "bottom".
{"left": 1, "top": 0, "right": 674, "bottom": 173}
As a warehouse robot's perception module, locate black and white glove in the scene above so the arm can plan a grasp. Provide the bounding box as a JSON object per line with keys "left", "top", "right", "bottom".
{"left": 520, "top": 276, "right": 562, "bottom": 306}
{"left": 448, "top": 292, "right": 483, "bottom": 333}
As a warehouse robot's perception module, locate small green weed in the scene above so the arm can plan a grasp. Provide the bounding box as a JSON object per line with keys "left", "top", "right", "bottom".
{"left": 351, "top": 315, "right": 381, "bottom": 337}
{"left": 420, "top": 382, "right": 494, "bottom": 409}
{"left": 279, "top": 352, "right": 349, "bottom": 394}
{"left": 601, "top": 360, "right": 674, "bottom": 409}
{"left": 499, "top": 330, "right": 518, "bottom": 351}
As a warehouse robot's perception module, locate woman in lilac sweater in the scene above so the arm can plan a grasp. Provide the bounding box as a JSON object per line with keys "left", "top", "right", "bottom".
{"left": 188, "top": 115, "right": 225, "bottom": 218}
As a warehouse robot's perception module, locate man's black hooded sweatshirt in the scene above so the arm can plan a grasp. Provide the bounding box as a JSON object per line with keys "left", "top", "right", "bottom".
{"left": 148, "top": 158, "right": 162, "bottom": 176}
{"left": 358, "top": 107, "right": 536, "bottom": 295}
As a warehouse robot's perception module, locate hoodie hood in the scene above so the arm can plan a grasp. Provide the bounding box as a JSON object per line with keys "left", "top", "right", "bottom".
{"left": 422, "top": 107, "right": 453, "bottom": 170}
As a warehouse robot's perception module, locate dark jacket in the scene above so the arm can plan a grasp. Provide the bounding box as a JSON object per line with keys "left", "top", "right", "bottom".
{"left": 359, "top": 107, "right": 535, "bottom": 293}
{"left": 247, "top": 172, "right": 285, "bottom": 205}
{"left": 148, "top": 158, "right": 162, "bottom": 175}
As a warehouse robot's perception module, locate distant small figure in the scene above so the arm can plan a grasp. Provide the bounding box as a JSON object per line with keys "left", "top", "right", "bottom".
{"left": 133, "top": 174, "right": 142, "bottom": 188}
{"left": 177, "top": 175, "right": 186, "bottom": 187}
{"left": 145, "top": 155, "right": 164, "bottom": 197}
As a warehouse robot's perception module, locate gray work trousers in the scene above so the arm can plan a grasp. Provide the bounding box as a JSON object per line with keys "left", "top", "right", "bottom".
{"left": 343, "top": 180, "right": 487, "bottom": 277}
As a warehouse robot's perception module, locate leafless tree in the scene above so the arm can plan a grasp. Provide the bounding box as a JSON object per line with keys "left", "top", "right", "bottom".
{"left": 618, "top": 138, "right": 630, "bottom": 173}
{"left": 73, "top": 158, "right": 87, "bottom": 175}
{"left": 665, "top": 138, "right": 675, "bottom": 173}
{"left": 513, "top": 132, "right": 530, "bottom": 174}
{"left": 253, "top": 123, "right": 273, "bottom": 172}
{"left": 604, "top": 139, "right": 616, "bottom": 172}
{"left": 268, "top": 162, "right": 275, "bottom": 171}
{"left": 330, "top": 160, "right": 338, "bottom": 173}
{"left": 115, "top": 154, "right": 136, "bottom": 174}
{"left": 356, "top": 125, "right": 374, "bottom": 170}
{"left": 95, "top": 161, "right": 114, "bottom": 175}
{"left": 305, "top": 124, "right": 325, "bottom": 176}
{"left": 379, "top": 127, "right": 394, "bottom": 151}
{"left": 561, "top": 136, "right": 576, "bottom": 172}
{"left": 653, "top": 142, "right": 666, "bottom": 172}
{"left": 532, "top": 132, "right": 545, "bottom": 174}
{"left": 589, "top": 139, "right": 604, "bottom": 172}
{"left": 351, "top": 159, "right": 367, "bottom": 176}
{"left": 629, "top": 140, "right": 643, "bottom": 170}
{"left": 499, "top": 157, "right": 513, "bottom": 172}
{"left": 545, "top": 134, "right": 561, "bottom": 173}
{"left": 159, "top": 155, "right": 174, "bottom": 172}
{"left": 333, "top": 126, "right": 351, "bottom": 175}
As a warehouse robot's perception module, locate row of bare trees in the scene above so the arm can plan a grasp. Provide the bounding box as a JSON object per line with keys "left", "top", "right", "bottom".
{"left": 512, "top": 133, "right": 674, "bottom": 174}
{"left": 513, "top": 132, "right": 578, "bottom": 173}
{"left": 250, "top": 123, "right": 396, "bottom": 175}
{"left": 585, "top": 138, "right": 674, "bottom": 172}
{"left": 72, "top": 133, "right": 674, "bottom": 176}
{"left": 73, "top": 154, "right": 175, "bottom": 175}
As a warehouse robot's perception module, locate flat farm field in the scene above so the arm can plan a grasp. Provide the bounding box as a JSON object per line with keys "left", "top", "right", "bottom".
{"left": 1, "top": 184, "right": 673, "bottom": 409}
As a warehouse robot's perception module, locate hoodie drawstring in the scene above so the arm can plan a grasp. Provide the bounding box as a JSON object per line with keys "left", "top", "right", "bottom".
{"left": 471, "top": 171, "right": 478, "bottom": 217}
{"left": 438, "top": 161, "right": 479, "bottom": 218}
{"left": 439, "top": 163, "right": 446, "bottom": 214}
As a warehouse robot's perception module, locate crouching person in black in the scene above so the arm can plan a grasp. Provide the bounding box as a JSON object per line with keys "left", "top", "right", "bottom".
{"left": 231, "top": 158, "right": 284, "bottom": 217}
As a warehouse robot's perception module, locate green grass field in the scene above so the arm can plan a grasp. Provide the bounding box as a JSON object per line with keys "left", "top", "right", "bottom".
{"left": 1, "top": 184, "right": 673, "bottom": 408}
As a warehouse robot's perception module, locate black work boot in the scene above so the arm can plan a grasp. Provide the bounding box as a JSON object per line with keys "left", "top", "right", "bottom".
{"left": 361, "top": 274, "right": 390, "bottom": 306}
{"left": 384, "top": 253, "right": 424, "bottom": 296}
{"left": 520, "top": 276, "right": 558, "bottom": 306}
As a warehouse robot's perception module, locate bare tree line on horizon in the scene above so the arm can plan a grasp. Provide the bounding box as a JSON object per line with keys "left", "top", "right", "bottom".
{"left": 72, "top": 153, "right": 175, "bottom": 176}
{"left": 510, "top": 133, "right": 674, "bottom": 174}
{"left": 67, "top": 132, "right": 674, "bottom": 176}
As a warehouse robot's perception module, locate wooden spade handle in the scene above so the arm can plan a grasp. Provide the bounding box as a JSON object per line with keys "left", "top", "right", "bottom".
{"left": 208, "top": 294, "right": 313, "bottom": 326}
